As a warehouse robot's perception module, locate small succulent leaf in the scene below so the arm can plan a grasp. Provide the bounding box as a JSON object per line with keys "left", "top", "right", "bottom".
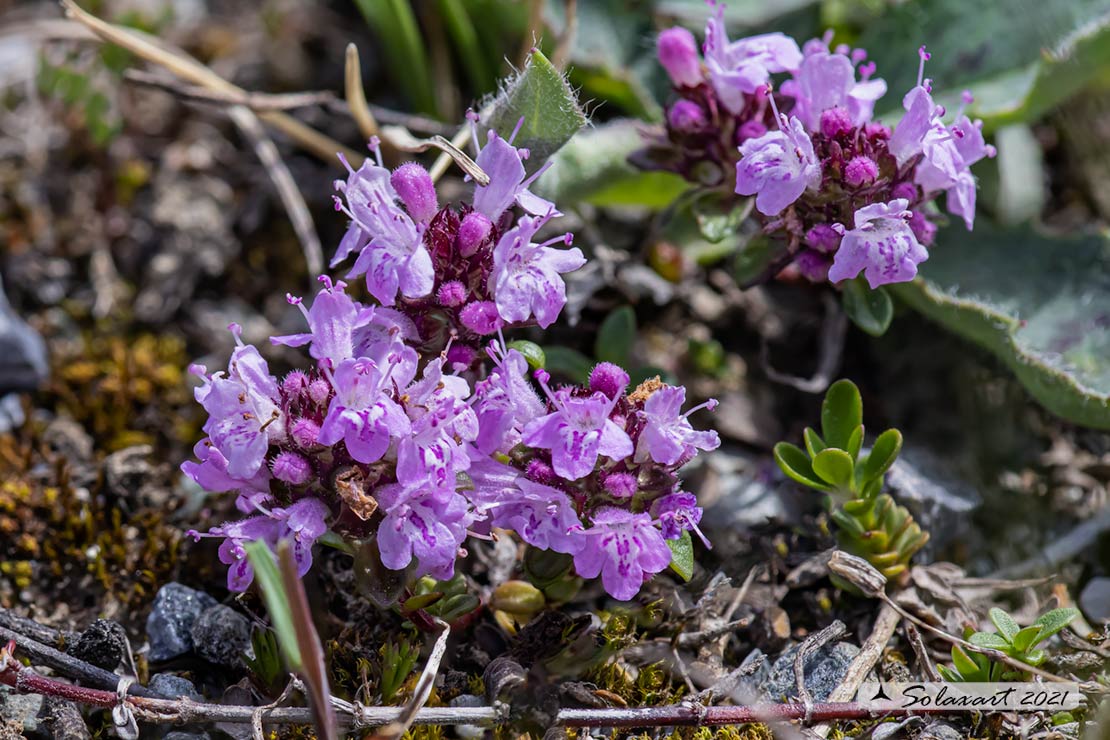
{"left": 803, "top": 427, "right": 826, "bottom": 458}
{"left": 1031, "top": 607, "right": 1081, "bottom": 642}
{"left": 822, "top": 379, "right": 864, "bottom": 451}
{"left": 507, "top": 340, "right": 546, "bottom": 370}
{"left": 244, "top": 540, "right": 303, "bottom": 671}
{"left": 969, "top": 631, "right": 1012, "bottom": 651}
{"left": 667, "top": 530, "right": 695, "bottom": 582}
{"left": 595, "top": 306, "right": 637, "bottom": 367}
{"left": 989, "top": 607, "right": 1021, "bottom": 642}
{"left": 812, "top": 448, "right": 856, "bottom": 489}
{"left": 1024, "top": 649, "right": 1046, "bottom": 666}
{"left": 830, "top": 509, "right": 867, "bottom": 538}
{"left": 860, "top": 429, "right": 903, "bottom": 484}
{"left": 842, "top": 278, "right": 894, "bottom": 336}
{"left": 846, "top": 425, "right": 864, "bottom": 462}
{"left": 951, "top": 645, "right": 983, "bottom": 680}
{"left": 1011, "top": 625, "right": 1044, "bottom": 654}
{"left": 483, "top": 49, "right": 587, "bottom": 166}
{"left": 774, "top": 442, "right": 832, "bottom": 492}
{"left": 861, "top": 477, "right": 883, "bottom": 500}
{"left": 891, "top": 223, "right": 1110, "bottom": 429}
{"left": 936, "top": 664, "right": 963, "bottom": 682}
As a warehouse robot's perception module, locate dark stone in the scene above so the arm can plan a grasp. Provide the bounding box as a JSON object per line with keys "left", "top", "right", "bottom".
{"left": 163, "top": 732, "right": 211, "bottom": 740}
{"left": 146, "top": 583, "right": 218, "bottom": 662}
{"left": 0, "top": 685, "right": 44, "bottom": 735}
{"left": 149, "top": 673, "right": 202, "bottom": 701}
{"left": 190, "top": 604, "right": 252, "bottom": 668}
{"left": 36, "top": 697, "right": 90, "bottom": 740}
{"left": 67, "top": 619, "right": 126, "bottom": 671}
{"left": 887, "top": 447, "right": 980, "bottom": 551}
{"left": 1080, "top": 576, "right": 1110, "bottom": 623}
{"left": 0, "top": 277, "right": 48, "bottom": 395}
{"left": 760, "top": 641, "right": 860, "bottom": 702}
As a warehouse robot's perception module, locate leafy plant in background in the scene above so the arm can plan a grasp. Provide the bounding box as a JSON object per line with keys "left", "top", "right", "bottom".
{"left": 774, "top": 379, "right": 928, "bottom": 584}
{"left": 938, "top": 606, "right": 1080, "bottom": 682}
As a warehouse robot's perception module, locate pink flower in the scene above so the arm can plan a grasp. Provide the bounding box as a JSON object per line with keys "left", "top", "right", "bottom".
{"left": 828, "top": 199, "right": 928, "bottom": 288}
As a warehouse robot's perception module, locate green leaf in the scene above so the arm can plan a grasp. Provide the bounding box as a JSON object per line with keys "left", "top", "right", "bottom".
{"left": 803, "top": 427, "right": 826, "bottom": 458}
{"left": 822, "top": 379, "right": 864, "bottom": 451}
{"left": 811, "top": 448, "right": 856, "bottom": 489}
{"left": 734, "top": 237, "right": 790, "bottom": 287}
{"left": 989, "top": 607, "right": 1021, "bottom": 642}
{"left": 244, "top": 541, "right": 303, "bottom": 672}
{"left": 436, "top": 0, "right": 496, "bottom": 94}
{"left": 694, "top": 195, "right": 754, "bottom": 243}
{"left": 859, "top": 429, "right": 903, "bottom": 484}
{"left": 543, "top": 345, "right": 593, "bottom": 385}
{"left": 951, "top": 645, "right": 986, "bottom": 681}
{"left": 955, "top": 14, "right": 1110, "bottom": 131}
{"left": 353, "top": 0, "right": 436, "bottom": 116}
{"left": 667, "top": 531, "right": 695, "bottom": 582}
{"left": 533, "top": 121, "right": 688, "bottom": 209}
{"left": 773, "top": 442, "right": 832, "bottom": 492}
{"left": 891, "top": 222, "right": 1110, "bottom": 429}
{"left": 846, "top": 425, "right": 865, "bottom": 462}
{"left": 595, "top": 306, "right": 637, "bottom": 367}
{"left": 969, "top": 631, "right": 1013, "bottom": 650}
{"left": 483, "top": 49, "right": 587, "bottom": 166}
{"left": 507, "top": 340, "right": 546, "bottom": 371}
{"left": 862, "top": 0, "right": 1110, "bottom": 129}
{"left": 936, "top": 664, "right": 964, "bottom": 682}
{"left": 842, "top": 279, "right": 894, "bottom": 337}
{"left": 1011, "top": 625, "right": 1045, "bottom": 654}
{"left": 1031, "top": 607, "right": 1081, "bottom": 642}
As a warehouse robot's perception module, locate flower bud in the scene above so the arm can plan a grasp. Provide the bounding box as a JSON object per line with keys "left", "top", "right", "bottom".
{"left": 589, "top": 362, "right": 630, "bottom": 399}
{"left": 525, "top": 459, "right": 557, "bottom": 485}
{"left": 602, "top": 471, "right": 638, "bottom": 499}
{"left": 437, "top": 280, "right": 467, "bottom": 307}
{"left": 819, "top": 107, "right": 854, "bottom": 138}
{"left": 282, "top": 370, "right": 310, "bottom": 399}
{"left": 891, "top": 181, "right": 918, "bottom": 202}
{"left": 657, "top": 27, "right": 702, "bottom": 88}
{"left": 459, "top": 301, "right": 503, "bottom": 335}
{"left": 446, "top": 343, "right": 479, "bottom": 371}
{"left": 290, "top": 417, "right": 322, "bottom": 450}
{"left": 908, "top": 211, "right": 936, "bottom": 246}
{"left": 457, "top": 212, "right": 493, "bottom": 257}
{"left": 667, "top": 100, "right": 706, "bottom": 132}
{"left": 844, "top": 156, "right": 878, "bottom": 187}
{"left": 805, "top": 223, "right": 841, "bottom": 253}
{"left": 390, "top": 163, "right": 438, "bottom": 222}
{"left": 795, "top": 249, "right": 830, "bottom": 283}
{"left": 308, "top": 378, "right": 331, "bottom": 405}
{"left": 271, "top": 451, "right": 312, "bottom": 485}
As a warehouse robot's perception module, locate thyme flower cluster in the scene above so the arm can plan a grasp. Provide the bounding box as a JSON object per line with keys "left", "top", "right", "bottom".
{"left": 649, "top": 3, "right": 996, "bottom": 287}
{"left": 185, "top": 125, "right": 719, "bottom": 602}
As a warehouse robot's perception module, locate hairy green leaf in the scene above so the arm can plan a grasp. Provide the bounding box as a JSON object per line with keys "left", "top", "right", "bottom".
{"left": 667, "top": 530, "right": 695, "bottom": 582}
{"left": 989, "top": 607, "right": 1021, "bottom": 642}
{"left": 1032, "top": 607, "right": 1081, "bottom": 642}
{"left": 891, "top": 222, "right": 1110, "bottom": 429}
{"left": 483, "top": 49, "right": 587, "bottom": 166}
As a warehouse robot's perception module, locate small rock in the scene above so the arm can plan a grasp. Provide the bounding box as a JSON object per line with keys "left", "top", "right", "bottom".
{"left": 0, "top": 685, "right": 44, "bottom": 735}
{"left": 163, "top": 731, "right": 211, "bottom": 740}
{"left": 146, "top": 583, "right": 218, "bottom": 662}
{"left": 36, "top": 697, "right": 90, "bottom": 740}
{"left": 67, "top": 618, "right": 126, "bottom": 671}
{"left": 190, "top": 604, "right": 252, "bottom": 668}
{"left": 0, "top": 277, "right": 48, "bottom": 395}
{"left": 149, "top": 673, "right": 202, "bottom": 701}
{"left": 104, "top": 445, "right": 155, "bottom": 499}
{"left": 760, "top": 641, "right": 860, "bottom": 702}
{"left": 919, "top": 720, "right": 970, "bottom": 740}
{"left": 887, "top": 448, "right": 980, "bottom": 551}
{"left": 42, "top": 418, "right": 94, "bottom": 464}
{"left": 1080, "top": 576, "right": 1110, "bottom": 623}
{"left": 448, "top": 694, "right": 486, "bottom": 740}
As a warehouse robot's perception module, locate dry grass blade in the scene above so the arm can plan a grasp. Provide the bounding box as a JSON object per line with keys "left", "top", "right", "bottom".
{"left": 382, "top": 126, "right": 488, "bottom": 185}
{"left": 124, "top": 69, "right": 338, "bottom": 111}
{"left": 345, "top": 44, "right": 380, "bottom": 142}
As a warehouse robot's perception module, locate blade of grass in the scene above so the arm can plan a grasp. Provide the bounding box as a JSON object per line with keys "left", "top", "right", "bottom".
{"left": 354, "top": 0, "right": 438, "bottom": 117}
{"left": 278, "top": 543, "right": 339, "bottom": 740}
{"left": 437, "top": 0, "right": 496, "bottom": 93}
